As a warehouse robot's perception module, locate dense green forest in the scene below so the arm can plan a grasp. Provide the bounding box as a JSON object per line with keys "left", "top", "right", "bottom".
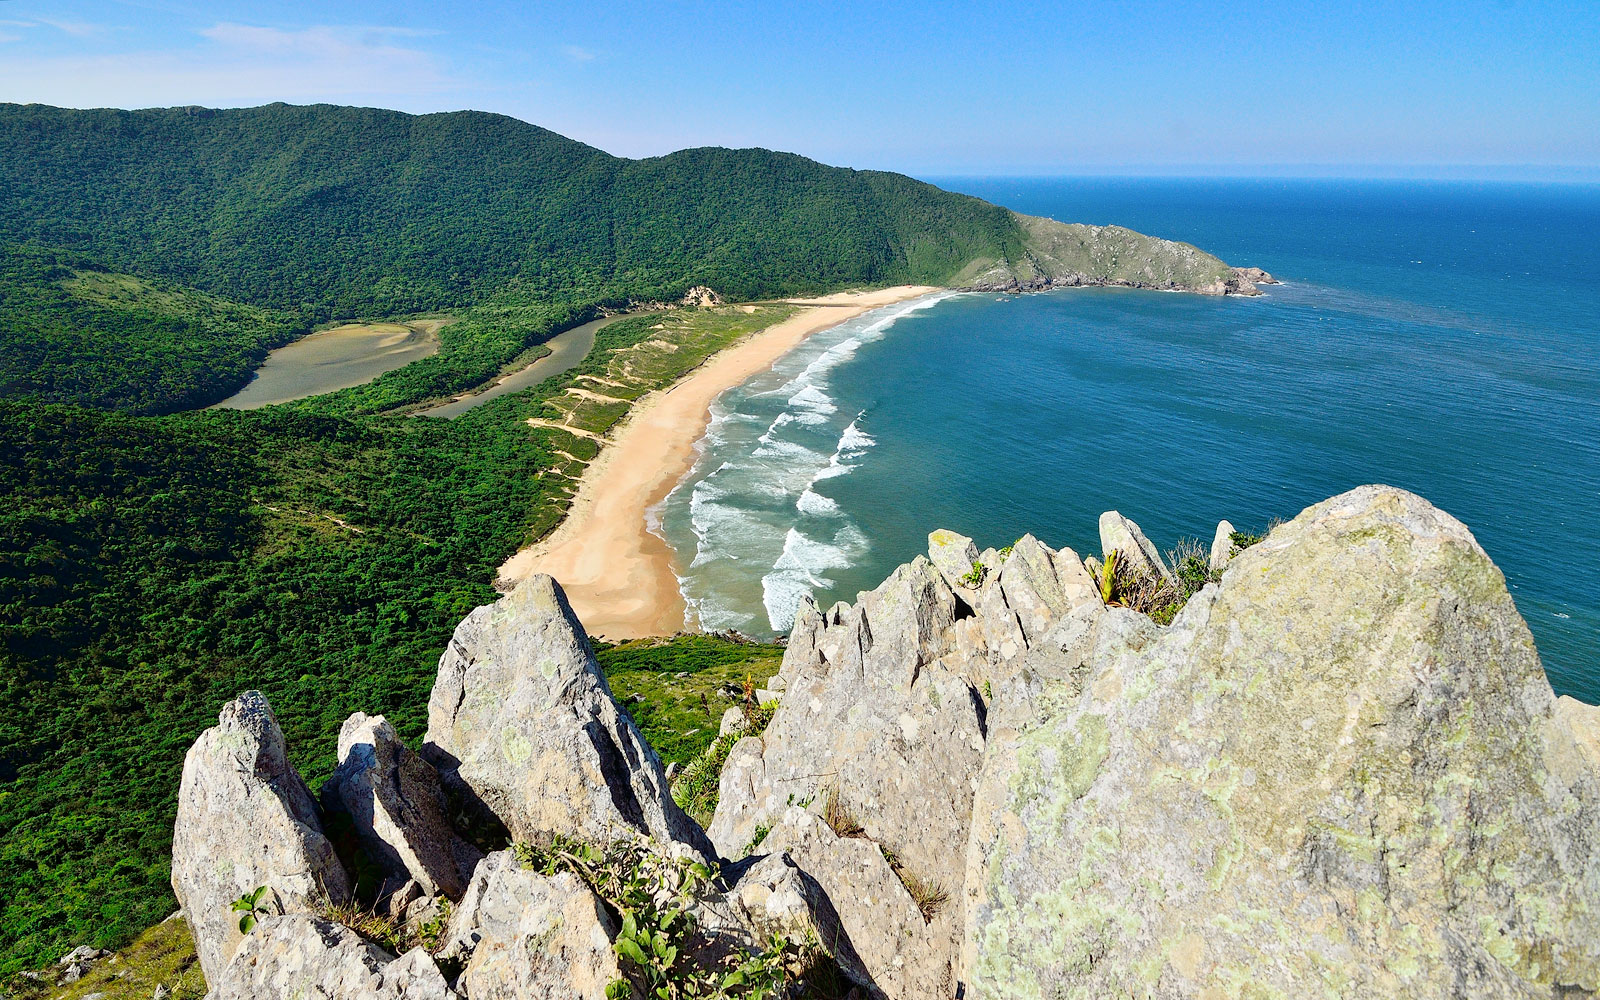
{"left": 0, "top": 101, "right": 1035, "bottom": 975}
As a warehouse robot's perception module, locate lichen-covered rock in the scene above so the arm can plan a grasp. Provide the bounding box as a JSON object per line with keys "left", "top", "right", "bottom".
{"left": 993, "top": 534, "right": 1100, "bottom": 644}
{"left": 322, "top": 712, "right": 482, "bottom": 903}
{"left": 1098, "top": 510, "right": 1171, "bottom": 583}
{"left": 211, "top": 915, "right": 452, "bottom": 999}
{"left": 171, "top": 691, "right": 351, "bottom": 985}
{"left": 966, "top": 486, "right": 1600, "bottom": 999}
{"left": 927, "top": 529, "right": 980, "bottom": 592}
{"left": 762, "top": 807, "right": 954, "bottom": 1000}
{"left": 1208, "top": 518, "right": 1237, "bottom": 574}
{"left": 708, "top": 557, "right": 985, "bottom": 895}
{"left": 441, "top": 851, "right": 619, "bottom": 1000}
{"left": 422, "top": 574, "right": 710, "bottom": 857}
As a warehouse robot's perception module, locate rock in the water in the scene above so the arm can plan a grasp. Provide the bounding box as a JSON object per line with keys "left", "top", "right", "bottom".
{"left": 210, "top": 914, "right": 451, "bottom": 999}
{"left": 1208, "top": 518, "right": 1237, "bottom": 574}
{"left": 442, "top": 850, "right": 620, "bottom": 1000}
{"left": 322, "top": 712, "right": 482, "bottom": 902}
{"left": 927, "top": 529, "right": 981, "bottom": 592}
{"left": 171, "top": 691, "right": 351, "bottom": 985}
{"left": 422, "top": 574, "right": 710, "bottom": 857}
{"left": 1098, "top": 509, "right": 1172, "bottom": 583}
{"left": 966, "top": 485, "right": 1600, "bottom": 998}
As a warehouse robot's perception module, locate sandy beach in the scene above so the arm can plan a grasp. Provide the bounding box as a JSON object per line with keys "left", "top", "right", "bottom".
{"left": 498, "top": 285, "right": 939, "bottom": 639}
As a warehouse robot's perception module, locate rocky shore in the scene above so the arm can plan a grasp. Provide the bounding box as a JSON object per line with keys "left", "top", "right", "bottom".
{"left": 156, "top": 485, "right": 1598, "bottom": 998}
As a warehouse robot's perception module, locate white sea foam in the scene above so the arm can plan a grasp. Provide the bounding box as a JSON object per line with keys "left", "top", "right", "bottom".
{"left": 796, "top": 488, "right": 840, "bottom": 516}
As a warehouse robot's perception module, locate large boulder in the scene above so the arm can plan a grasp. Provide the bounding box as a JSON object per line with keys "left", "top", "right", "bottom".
{"left": 1098, "top": 510, "right": 1172, "bottom": 583}
{"left": 422, "top": 574, "right": 710, "bottom": 858}
{"left": 210, "top": 914, "right": 452, "bottom": 999}
{"left": 441, "top": 850, "right": 620, "bottom": 1000}
{"left": 322, "top": 712, "right": 483, "bottom": 902}
{"left": 965, "top": 486, "right": 1600, "bottom": 998}
{"left": 171, "top": 691, "right": 351, "bottom": 985}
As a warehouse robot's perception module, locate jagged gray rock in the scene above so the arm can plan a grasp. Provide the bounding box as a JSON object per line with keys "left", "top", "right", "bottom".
{"left": 441, "top": 850, "right": 619, "bottom": 1000}
{"left": 708, "top": 557, "right": 984, "bottom": 891}
{"left": 322, "top": 712, "right": 482, "bottom": 902}
{"left": 422, "top": 574, "right": 711, "bottom": 858}
{"left": 965, "top": 485, "right": 1600, "bottom": 998}
{"left": 1098, "top": 510, "right": 1171, "bottom": 583}
{"left": 210, "top": 915, "right": 451, "bottom": 999}
{"left": 762, "top": 806, "right": 954, "bottom": 999}
{"left": 1208, "top": 518, "right": 1237, "bottom": 574}
{"left": 927, "top": 528, "right": 980, "bottom": 592}
{"left": 170, "top": 691, "right": 351, "bottom": 985}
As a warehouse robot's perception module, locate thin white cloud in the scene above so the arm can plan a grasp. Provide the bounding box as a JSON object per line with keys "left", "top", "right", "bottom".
{"left": 562, "top": 44, "right": 596, "bottom": 63}
{"left": 0, "top": 31, "right": 21, "bottom": 44}
{"left": 0, "top": 22, "right": 460, "bottom": 108}
{"left": 34, "top": 17, "right": 113, "bottom": 37}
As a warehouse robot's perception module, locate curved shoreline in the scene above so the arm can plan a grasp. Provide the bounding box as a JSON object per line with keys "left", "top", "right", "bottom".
{"left": 497, "top": 285, "right": 939, "bottom": 639}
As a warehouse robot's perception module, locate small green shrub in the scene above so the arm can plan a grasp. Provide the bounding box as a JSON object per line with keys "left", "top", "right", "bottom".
{"left": 229, "top": 887, "right": 270, "bottom": 935}
{"left": 515, "top": 834, "right": 813, "bottom": 999}
{"left": 959, "top": 561, "right": 986, "bottom": 587}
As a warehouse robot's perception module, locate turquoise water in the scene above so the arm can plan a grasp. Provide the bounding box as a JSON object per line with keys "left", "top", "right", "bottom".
{"left": 656, "top": 180, "right": 1600, "bottom": 701}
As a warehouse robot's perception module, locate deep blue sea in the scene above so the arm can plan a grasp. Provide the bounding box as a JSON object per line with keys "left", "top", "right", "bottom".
{"left": 655, "top": 179, "right": 1600, "bottom": 702}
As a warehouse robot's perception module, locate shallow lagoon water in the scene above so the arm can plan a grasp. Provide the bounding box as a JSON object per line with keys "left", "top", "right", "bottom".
{"left": 656, "top": 179, "right": 1600, "bottom": 701}
{"left": 216, "top": 319, "right": 443, "bottom": 409}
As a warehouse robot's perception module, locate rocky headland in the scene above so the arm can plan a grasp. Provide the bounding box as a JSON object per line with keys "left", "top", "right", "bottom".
{"left": 960, "top": 212, "right": 1279, "bottom": 296}
{"left": 158, "top": 485, "right": 1598, "bottom": 998}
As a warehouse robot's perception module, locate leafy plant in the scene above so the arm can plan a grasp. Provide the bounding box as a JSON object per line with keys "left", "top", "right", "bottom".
{"left": 229, "top": 887, "right": 271, "bottom": 935}
{"left": 1098, "top": 550, "right": 1120, "bottom": 605}
{"left": 959, "top": 561, "right": 986, "bottom": 587}
{"left": 515, "top": 835, "right": 811, "bottom": 999}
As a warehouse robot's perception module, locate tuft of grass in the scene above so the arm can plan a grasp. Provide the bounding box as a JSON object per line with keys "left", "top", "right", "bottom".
{"left": 897, "top": 870, "right": 949, "bottom": 923}
{"left": 821, "top": 787, "right": 865, "bottom": 840}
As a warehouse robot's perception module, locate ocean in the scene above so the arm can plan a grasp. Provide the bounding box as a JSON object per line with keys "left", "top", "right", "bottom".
{"left": 653, "top": 178, "right": 1600, "bottom": 702}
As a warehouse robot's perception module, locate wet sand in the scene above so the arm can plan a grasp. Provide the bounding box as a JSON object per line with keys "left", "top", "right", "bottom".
{"left": 496, "top": 286, "right": 939, "bottom": 639}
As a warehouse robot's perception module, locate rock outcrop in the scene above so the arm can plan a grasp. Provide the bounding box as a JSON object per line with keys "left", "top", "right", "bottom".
{"left": 440, "top": 851, "right": 621, "bottom": 999}
{"left": 210, "top": 915, "right": 451, "bottom": 1000}
{"left": 956, "top": 212, "right": 1276, "bottom": 296}
{"left": 322, "top": 712, "right": 483, "bottom": 902}
{"left": 1208, "top": 517, "right": 1237, "bottom": 573}
{"left": 423, "top": 574, "right": 711, "bottom": 858}
{"left": 168, "top": 486, "right": 1600, "bottom": 1000}
{"left": 171, "top": 691, "right": 351, "bottom": 985}
{"left": 965, "top": 486, "right": 1600, "bottom": 998}
{"left": 1098, "top": 509, "right": 1172, "bottom": 583}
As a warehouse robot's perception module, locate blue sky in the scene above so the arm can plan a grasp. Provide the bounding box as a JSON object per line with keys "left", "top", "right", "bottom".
{"left": 2, "top": 0, "right": 1597, "bottom": 177}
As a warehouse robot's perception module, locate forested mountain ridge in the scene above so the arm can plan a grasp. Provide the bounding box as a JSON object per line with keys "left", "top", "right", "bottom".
{"left": 0, "top": 102, "right": 1026, "bottom": 315}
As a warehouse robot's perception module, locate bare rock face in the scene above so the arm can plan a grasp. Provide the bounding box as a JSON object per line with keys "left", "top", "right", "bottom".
{"left": 708, "top": 556, "right": 984, "bottom": 890}
{"left": 441, "top": 850, "right": 620, "bottom": 1000}
{"left": 761, "top": 807, "right": 954, "bottom": 999}
{"left": 322, "top": 712, "right": 483, "bottom": 902}
{"left": 422, "top": 574, "right": 710, "bottom": 858}
{"left": 210, "top": 914, "right": 451, "bottom": 1000}
{"left": 170, "top": 691, "right": 351, "bottom": 985}
{"left": 965, "top": 486, "right": 1600, "bottom": 998}
{"left": 1098, "top": 510, "right": 1172, "bottom": 583}
{"left": 1208, "top": 518, "right": 1237, "bottom": 574}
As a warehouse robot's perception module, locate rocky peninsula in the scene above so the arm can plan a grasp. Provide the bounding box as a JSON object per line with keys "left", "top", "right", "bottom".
{"left": 149, "top": 485, "right": 1597, "bottom": 998}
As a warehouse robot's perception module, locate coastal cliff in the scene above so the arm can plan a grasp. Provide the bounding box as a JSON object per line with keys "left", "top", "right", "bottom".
{"left": 957, "top": 211, "right": 1276, "bottom": 295}
{"left": 139, "top": 485, "right": 1597, "bottom": 998}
